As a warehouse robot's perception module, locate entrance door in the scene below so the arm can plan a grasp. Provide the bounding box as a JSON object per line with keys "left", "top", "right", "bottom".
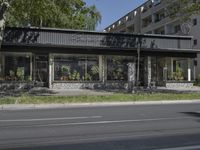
{"left": 34, "top": 54, "right": 49, "bottom": 87}
{"left": 151, "top": 57, "right": 166, "bottom": 86}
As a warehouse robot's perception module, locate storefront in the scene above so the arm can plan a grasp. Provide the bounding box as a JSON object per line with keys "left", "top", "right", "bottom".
{"left": 0, "top": 27, "right": 199, "bottom": 89}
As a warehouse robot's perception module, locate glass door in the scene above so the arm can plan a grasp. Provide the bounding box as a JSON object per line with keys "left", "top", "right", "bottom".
{"left": 34, "top": 54, "right": 49, "bottom": 87}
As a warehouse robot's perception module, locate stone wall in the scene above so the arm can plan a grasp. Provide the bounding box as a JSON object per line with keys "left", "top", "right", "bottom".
{"left": 0, "top": 81, "right": 34, "bottom": 90}
{"left": 165, "top": 82, "right": 194, "bottom": 88}
{"left": 52, "top": 82, "right": 128, "bottom": 90}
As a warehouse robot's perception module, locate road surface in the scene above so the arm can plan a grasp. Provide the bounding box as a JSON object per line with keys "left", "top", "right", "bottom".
{"left": 0, "top": 103, "right": 200, "bottom": 149}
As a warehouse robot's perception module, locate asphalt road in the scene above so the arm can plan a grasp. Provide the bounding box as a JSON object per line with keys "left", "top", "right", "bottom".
{"left": 0, "top": 103, "right": 200, "bottom": 150}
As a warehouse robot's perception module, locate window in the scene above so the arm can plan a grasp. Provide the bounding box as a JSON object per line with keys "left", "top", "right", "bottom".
{"left": 174, "top": 25, "right": 181, "bottom": 33}
{"left": 194, "top": 39, "right": 197, "bottom": 45}
{"left": 153, "top": 0, "right": 161, "bottom": 6}
{"left": 4, "top": 53, "right": 31, "bottom": 81}
{"left": 107, "top": 56, "right": 134, "bottom": 81}
{"left": 142, "top": 16, "right": 152, "bottom": 28}
{"left": 54, "top": 55, "right": 99, "bottom": 81}
{"left": 193, "top": 18, "right": 197, "bottom": 26}
{"left": 154, "top": 27, "right": 165, "bottom": 34}
{"left": 165, "top": 57, "right": 192, "bottom": 81}
{"left": 154, "top": 11, "right": 165, "bottom": 23}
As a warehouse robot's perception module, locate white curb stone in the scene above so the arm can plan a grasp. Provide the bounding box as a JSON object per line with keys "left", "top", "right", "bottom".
{"left": 0, "top": 100, "right": 200, "bottom": 110}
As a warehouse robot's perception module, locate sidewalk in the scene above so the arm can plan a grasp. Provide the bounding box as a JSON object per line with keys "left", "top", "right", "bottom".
{"left": 29, "top": 88, "right": 115, "bottom": 96}
{"left": 28, "top": 86, "right": 200, "bottom": 96}
{"left": 1, "top": 100, "right": 200, "bottom": 110}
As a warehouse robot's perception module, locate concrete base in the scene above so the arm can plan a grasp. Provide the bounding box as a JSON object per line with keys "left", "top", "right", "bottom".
{"left": 52, "top": 82, "right": 128, "bottom": 90}
{"left": 165, "top": 82, "right": 194, "bottom": 88}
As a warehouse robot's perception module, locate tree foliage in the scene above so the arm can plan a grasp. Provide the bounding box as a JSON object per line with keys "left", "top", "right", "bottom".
{"left": 167, "top": 0, "right": 200, "bottom": 21}
{"left": 5, "top": 0, "right": 101, "bottom": 30}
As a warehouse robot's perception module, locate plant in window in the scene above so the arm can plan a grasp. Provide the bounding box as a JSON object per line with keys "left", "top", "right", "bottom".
{"left": 61, "top": 65, "right": 71, "bottom": 80}
{"left": 85, "top": 73, "right": 92, "bottom": 81}
{"left": 76, "top": 72, "right": 80, "bottom": 80}
{"left": 17, "top": 67, "right": 25, "bottom": 81}
{"left": 91, "top": 65, "right": 99, "bottom": 75}
{"left": 0, "top": 76, "right": 4, "bottom": 81}
{"left": 70, "top": 70, "right": 80, "bottom": 81}
{"left": 25, "top": 75, "right": 32, "bottom": 82}
{"left": 195, "top": 74, "right": 200, "bottom": 86}
{"left": 172, "top": 64, "right": 184, "bottom": 81}
{"left": 113, "top": 67, "right": 124, "bottom": 80}
{"left": 91, "top": 65, "right": 99, "bottom": 80}
{"left": 9, "top": 70, "right": 17, "bottom": 81}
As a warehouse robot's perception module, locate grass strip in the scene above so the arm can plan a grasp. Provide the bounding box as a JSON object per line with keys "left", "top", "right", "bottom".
{"left": 1, "top": 93, "right": 200, "bottom": 104}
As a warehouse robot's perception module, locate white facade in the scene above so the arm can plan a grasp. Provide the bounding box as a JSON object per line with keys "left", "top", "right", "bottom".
{"left": 105, "top": 0, "right": 200, "bottom": 77}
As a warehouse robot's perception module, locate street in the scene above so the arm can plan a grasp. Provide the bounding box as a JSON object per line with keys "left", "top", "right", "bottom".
{"left": 0, "top": 103, "right": 200, "bottom": 150}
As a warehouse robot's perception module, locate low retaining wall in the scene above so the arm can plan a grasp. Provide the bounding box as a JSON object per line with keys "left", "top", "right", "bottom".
{"left": 52, "top": 82, "right": 128, "bottom": 90}
{"left": 165, "top": 81, "right": 194, "bottom": 88}
{"left": 0, "top": 81, "right": 44, "bottom": 90}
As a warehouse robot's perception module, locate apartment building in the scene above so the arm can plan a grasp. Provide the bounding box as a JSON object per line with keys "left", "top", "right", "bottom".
{"left": 105, "top": 0, "right": 200, "bottom": 78}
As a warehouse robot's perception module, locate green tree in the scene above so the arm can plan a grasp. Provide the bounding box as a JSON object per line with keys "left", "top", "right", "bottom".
{"left": 5, "top": 0, "right": 101, "bottom": 30}
{"left": 167, "top": 0, "right": 200, "bottom": 21}
{"left": 84, "top": 5, "right": 102, "bottom": 30}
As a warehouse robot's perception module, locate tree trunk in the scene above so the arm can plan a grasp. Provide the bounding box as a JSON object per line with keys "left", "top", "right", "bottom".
{"left": 0, "top": 0, "right": 9, "bottom": 50}
{"left": 136, "top": 38, "right": 141, "bottom": 88}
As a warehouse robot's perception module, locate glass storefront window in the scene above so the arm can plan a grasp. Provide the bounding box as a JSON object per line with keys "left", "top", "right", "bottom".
{"left": 54, "top": 55, "right": 99, "bottom": 81}
{"left": 151, "top": 57, "right": 195, "bottom": 83}
{"left": 0, "top": 53, "right": 3, "bottom": 81}
{"left": 4, "top": 53, "right": 31, "bottom": 81}
{"left": 107, "top": 56, "right": 134, "bottom": 81}
{"left": 169, "top": 58, "right": 188, "bottom": 81}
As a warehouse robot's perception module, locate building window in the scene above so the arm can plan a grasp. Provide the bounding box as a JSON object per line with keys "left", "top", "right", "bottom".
{"left": 4, "top": 53, "right": 31, "bottom": 81}
{"left": 194, "top": 39, "right": 197, "bottom": 45}
{"left": 153, "top": 0, "right": 161, "bottom": 6}
{"left": 193, "top": 18, "right": 197, "bottom": 26}
{"left": 154, "top": 11, "right": 165, "bottom": 23}
{"left": 107, "top": 56, "right": 134, "bottom": 81}
{"left": 174, "top": 25, "right": 181, "bottom": 33}
{"left": 54, "top": 55, "right": 99, "bottom": 82}
{"left": 142, "top": 16, "right": 152, "bottom": 28}
{"left": 154, "top": 27, "right": 165, "bottom": 34}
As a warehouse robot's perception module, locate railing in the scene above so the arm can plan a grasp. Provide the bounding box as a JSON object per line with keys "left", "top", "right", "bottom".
{"left": 2, "top": 27, "right": 192, "bottom": 50}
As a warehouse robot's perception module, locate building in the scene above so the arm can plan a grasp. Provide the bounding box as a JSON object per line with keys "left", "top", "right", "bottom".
{"left": 0, "top": 27, "right": 199, "bottom": 90}
{"left": 105, "top": 0, "right": 200, "bottom": 77}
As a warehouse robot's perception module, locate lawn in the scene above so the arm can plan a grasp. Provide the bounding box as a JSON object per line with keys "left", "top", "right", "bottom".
{"left": 1, "top": 93, "right": 200, "bottom": 104}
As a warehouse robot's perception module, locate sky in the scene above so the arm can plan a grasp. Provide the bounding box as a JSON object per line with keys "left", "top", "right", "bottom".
{"left": 84, "top": 0, "right": 146, "bottom": 31}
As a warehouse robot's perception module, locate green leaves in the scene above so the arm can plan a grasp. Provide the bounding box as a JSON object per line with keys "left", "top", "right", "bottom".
{"left": 5, "top": 0, "right": 101, "bottom": 30}
{"left": 167, "top": 0, "right": 200, "bottom": 22}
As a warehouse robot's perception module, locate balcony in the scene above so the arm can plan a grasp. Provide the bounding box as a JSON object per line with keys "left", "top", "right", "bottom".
{"left": 142, "top": 16, "right": 152, "bottom": 28}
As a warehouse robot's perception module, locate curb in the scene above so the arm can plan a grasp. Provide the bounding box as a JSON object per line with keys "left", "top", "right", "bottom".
{"left": 1, "top": 100, "right": 200, "bottom": 110}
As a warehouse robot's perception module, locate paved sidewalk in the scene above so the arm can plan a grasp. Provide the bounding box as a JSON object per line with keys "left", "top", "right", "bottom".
{"left": 1, "top": 100, "right": 200, "bottom": 110}
{"left": 29, "top": 88, "right": 115, "bottom": 96}
{"left": 28, "top": 86, "right": 200, "bottom": 96}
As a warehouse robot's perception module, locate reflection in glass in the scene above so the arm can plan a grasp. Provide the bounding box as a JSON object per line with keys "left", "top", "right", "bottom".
{"left": 54, "top": 55, "right": 99, "bottom": 81}
{"left": 4, "top": 54, "right": 31, "bottom": 81}
{"left": 107, "top": 56, "right": 134, "bottom": 81}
